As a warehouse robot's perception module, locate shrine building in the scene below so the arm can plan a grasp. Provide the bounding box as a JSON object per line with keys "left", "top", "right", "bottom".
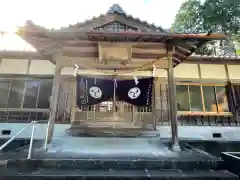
{"left": 0, "top": 4, "right": 239, "bottom": 149}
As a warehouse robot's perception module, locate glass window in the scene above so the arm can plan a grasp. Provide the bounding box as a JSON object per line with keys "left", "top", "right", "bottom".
{"left": 189, "top": 85, "right": 203, "bottom": 111}
{"left": 215, "top": 86, "right": 229, "bottom": 112}
{"left": 176, "top": 84, "right": 229, "bottom": 113}
{"left": 37, "top": 79, "right": 53, "bottom": 109}
{"left": 0, "top": 81, "right": 11, "bottom": 108}
{"left": 7, "top": 80, "right": 25, "bottom": 108}
{"left": 176, "top": 85, "right": 190, "bottom": 111}
{"left": 23, "top": 81, "right": 40, "bottom": 108}
{"left": 202, "top": 86, "right": 217, "bottom": 112}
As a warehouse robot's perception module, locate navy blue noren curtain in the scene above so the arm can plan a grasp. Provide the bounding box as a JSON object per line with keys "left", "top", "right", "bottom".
{"left": 77, "top": 76, "right": 114, "bottom": 106}
{"left": 232, "top": 83, "right": 240, "bottom": 115}
{"left": 233, "top": 84, "right": 240, "bottom": 109}
{"left": 116, "top": 77, "right": 153, "bottom": 107}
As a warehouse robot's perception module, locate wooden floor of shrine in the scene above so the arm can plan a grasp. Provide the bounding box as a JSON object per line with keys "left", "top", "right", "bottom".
{"left": 68, "top": 120, "right": 156, "bottom": 137}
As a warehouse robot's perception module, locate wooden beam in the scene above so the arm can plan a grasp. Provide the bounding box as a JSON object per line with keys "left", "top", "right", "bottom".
{"left": 172, "top": 56, "right": 182, "bottom": 63}
{"left": 169, "top": 40, "right": 199, "bottom": 50}
{"left": 62, "top": 50, "right": 167, "bottom": 60}
{"left": 0, "top": 51, "right": 50, "bottom": 60}
{"left": 27, "top": 38, "right": 167, "bottom": 49}
{"left": 58, "top": 57, "right": 169, "bottom": 69}
{"left": 61, "top": 68, "right": 158, "bottom": 78}
{"left": 132, "top": 47, "right": 166, "bottom": 54}
{"left": 176, "top": 46, "right": 191, "bottom": 54}
{"left": 174, "top": 51, "right": 188, "bottom": 59}
{"left": 63, "top": 46, "right": 98, "bottom": 53}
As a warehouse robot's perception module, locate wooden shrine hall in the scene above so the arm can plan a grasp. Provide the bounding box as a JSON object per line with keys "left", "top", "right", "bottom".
{"left": 13, "top": 4, "right": 228, "bottom": 150}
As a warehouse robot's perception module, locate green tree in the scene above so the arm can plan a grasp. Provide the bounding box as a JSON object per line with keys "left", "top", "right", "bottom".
{"left": 172, "top": 0, "right": 204, "bottom": 33}
{"left": 202, "top": 0, "right": 240, "bottom": 35}
{"left": 172, "top": 0, "right": 240, "bottom": 55}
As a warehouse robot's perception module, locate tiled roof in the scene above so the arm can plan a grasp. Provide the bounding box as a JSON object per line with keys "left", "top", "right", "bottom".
{"left": 104, "top": 4, "right": 164, "bottom": 32}
{"left": 21, "top": 4, "right": 165, "bottom": 33}
{"left": 190, "top": 54, "right": 240, "bottom": 60}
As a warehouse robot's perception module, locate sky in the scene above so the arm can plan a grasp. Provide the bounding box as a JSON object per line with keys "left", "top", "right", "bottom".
{"left": 0, "top": 0, "right": 186, "bottom": 50}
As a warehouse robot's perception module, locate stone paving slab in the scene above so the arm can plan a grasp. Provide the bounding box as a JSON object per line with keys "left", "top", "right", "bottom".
{"left": 0, "top": 168, "right": 238, "bottom": 180}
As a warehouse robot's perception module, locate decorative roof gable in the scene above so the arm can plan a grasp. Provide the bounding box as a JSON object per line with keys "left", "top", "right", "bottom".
{"left": 60, "top": 4, "right": 165, "bottom": 33}
{"left": 107, "top": 4, "right": 126, "bottom": 15}
{"left": 95, "top": 21, "right": 139, "bottom": 32}
{"left": 20, "top": 4, "right": 165, "bottom": 33}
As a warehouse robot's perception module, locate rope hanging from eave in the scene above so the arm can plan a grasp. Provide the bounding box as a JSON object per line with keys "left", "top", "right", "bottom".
{"left": 69, "top": 54, "right": 169, "bottom": 77}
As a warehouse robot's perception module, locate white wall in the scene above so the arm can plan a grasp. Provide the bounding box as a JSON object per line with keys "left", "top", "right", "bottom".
{"left": 0, "top": 58, "right": 55, "bottom": 75}
{"left": 29, "top": 60, "right": 55, "bottom": 75}
{"left": 0, "top": 59, "right": 240, "bottom": 81}
{"left": 0, "top": 59, "right": 29, "bottom": 74}
{"left": 0, "top": 123, "right": 240, "bottom": 141}
{"left": 200, "top": 64, "right": 227, "bottom": 79}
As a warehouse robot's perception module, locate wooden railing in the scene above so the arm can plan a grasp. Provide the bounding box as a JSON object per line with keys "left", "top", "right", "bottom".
{"left": 177, "top": 114, "right": 239, "bottom": 126}
{"left": 0, "top": 108, "right": 49, "bottom": 123}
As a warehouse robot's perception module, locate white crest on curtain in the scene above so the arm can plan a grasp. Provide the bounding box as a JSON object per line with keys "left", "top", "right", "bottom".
{"left": 128, "top": 87, "right": 141, "bottom": 99}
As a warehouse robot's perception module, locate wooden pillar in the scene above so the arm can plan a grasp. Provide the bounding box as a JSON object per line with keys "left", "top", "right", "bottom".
{"left": 167, "top": 50, "right": 180, "bottom": 151}
{"left": 112, "top": 75, "right": 118, "bottom": 122}
{"left": 155, "top": 77, "right": 168, "bottom": 123}
{"left": 44, "top": 53, "right": 62, "bottom": 149}
{"left": 152, "top": 78, "right": 157, "bottom": 130}
{"left": 70, "top": 77, "right": 77, "bottom": 122}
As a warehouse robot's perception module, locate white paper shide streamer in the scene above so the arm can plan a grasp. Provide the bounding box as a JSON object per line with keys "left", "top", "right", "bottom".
{"left": 152, "top": 64, "right": 156, "bottom": 77}
{"left": 133, "top": 75, "right": 139, "bottom": 85}
{"left": 73, "top": 64, "right": 79, "bottom": 77}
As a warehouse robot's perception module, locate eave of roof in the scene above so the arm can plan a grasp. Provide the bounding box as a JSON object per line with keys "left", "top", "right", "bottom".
{"left": 13, "top": 3, "right": 227, "bottom": 68}
{"left": 85, "top": 31, "right": 226, "bottom": 41}
{"left": 17, "top": 26, "right": 226, "bottom": 39}
{"left": 15, "top": 28, "right": 227, "bottom": 67}
{"left": 0, "top": 50, "right": 239, "bottom": 62}
{"left": 189, "top": 55, "right": 240, "bottom": 60}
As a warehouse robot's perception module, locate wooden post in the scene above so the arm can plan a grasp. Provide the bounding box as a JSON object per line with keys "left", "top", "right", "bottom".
{"left": 44, "top": 53, "right": 62, "bottom": 150}
{"left": 152, "top": 78, "right": 157, "bottom": 130}
{"left": 70, "top": 77, "right": 77, "bottom": 122}
{"left": 167, "top": 48, "right": 180, "bottom": 151}
{"left": 113, "top": 76, "right": 117, "bottom": 112}
{"left": 112, "top": 76, "right": 117, "bottom": 123}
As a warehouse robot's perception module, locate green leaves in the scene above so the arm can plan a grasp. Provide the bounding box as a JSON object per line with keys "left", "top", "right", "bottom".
{"left": 202, "top": 0, "right": 240, "bottom": 34}
{"left": 172, "top": 0, "right": 240, "bottom": 55}
{"left": 172, "top": 0, "right": 240, "bottom": 34}
{"left": 172, "top": 0, "right": 204, "bottom": 33}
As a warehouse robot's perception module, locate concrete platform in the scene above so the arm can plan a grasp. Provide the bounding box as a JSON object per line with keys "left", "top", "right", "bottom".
{"left": 42, "top": 137, "right": 176, "bottom": 159}
{"left": 0, "top": 137, "right": 238, "bottom": 179}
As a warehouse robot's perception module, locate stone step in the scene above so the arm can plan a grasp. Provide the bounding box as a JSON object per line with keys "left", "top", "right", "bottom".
{"left": 0, "top": 168, "right": 237, "bottom": 180}
{"left": 1, "top": 158, "right": 222, "bottom": 171}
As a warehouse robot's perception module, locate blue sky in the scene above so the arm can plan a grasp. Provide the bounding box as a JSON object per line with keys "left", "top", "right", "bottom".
{"left": 0, "top": 0, "right": 187, "bottom": 31}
